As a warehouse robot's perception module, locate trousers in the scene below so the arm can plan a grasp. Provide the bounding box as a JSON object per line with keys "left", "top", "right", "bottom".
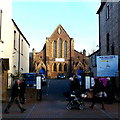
{"left": 4, "top": 96, "right": 24, "bottom": 112}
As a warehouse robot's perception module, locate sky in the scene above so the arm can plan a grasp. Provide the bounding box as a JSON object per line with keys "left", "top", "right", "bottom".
{"left": 12, "top": 1, "right": 100, "bottom": 55}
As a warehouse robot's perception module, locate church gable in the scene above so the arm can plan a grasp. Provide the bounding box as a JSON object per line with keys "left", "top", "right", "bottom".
{"left": 49, "top": 24, "right": 71, "bottom": 42}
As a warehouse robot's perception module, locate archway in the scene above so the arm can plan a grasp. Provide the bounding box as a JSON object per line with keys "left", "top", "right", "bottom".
{"left": 39, "top": 67, "right": 45, "bottom": 74}
{"left": 77, "top": 68, "right": 83, "bottom": 75}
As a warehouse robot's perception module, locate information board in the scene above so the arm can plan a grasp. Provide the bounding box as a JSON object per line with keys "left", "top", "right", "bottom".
{"left": 97, "top": 55, "right": 118, "bottom": 77}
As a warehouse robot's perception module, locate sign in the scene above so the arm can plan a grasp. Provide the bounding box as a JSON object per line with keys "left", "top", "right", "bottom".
{"left": 85, "top": 76, "right": 90, "bottom": 89}
{"left": 55, "top": 58, "right": 65, "bottom": 62}
{"left": 91, "top": 77, "right": 95, "bottom": 87}
{"left": 36, "top": 76, "right": 41, "bottom": 89}
{"left": 97, "top": 55, "right": 118, "bottom": 77}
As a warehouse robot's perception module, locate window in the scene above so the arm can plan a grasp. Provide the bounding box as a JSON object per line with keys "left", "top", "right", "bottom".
{"left": 64, "top": 41, "right": 67, "bottom": 58}
{"left": 14, "top": 31, "right": 16, "bottom": 50}
{"left": 64, "top": 63, "right": 67, "bottom": 71}
{"left": 53, "top": 41, "right": 57, "bottom": 58}
{"left": 53, "top": 63, "right": 57, "bottom": 71}
{"left": 58, "top": 38, "right": 62, "bottom": 58}
{"left": 0, "top": 9, "right": 2, "bottom": 40}
{"left": 59, "top": 63, "right": 62, "bottom": 71}
{"left": 21, "top": 39, "right": 23, "bottom": 55}
{"left": 91, "top": 55, "right": 96, "bottom": 67}
{"left": 106, "top": 33, "right": 110, "bottom": 52}
{"left": 106, "top": 4, "right": 109, "bottom": 20}
{"left": 75, "top": 62, "right": 79, "bottom": 66}
{"left": 77, "top": 56, "right": 80, "bottom": 59}
{"left": 111, "top": 43, "right": 115, "bottom": 55}
{"left": 58, "top": 28, "right": 61, "bottom": 34}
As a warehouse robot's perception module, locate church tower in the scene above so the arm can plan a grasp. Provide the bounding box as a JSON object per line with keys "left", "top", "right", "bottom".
{"left": 46, "top": 25, "right": 74, "bottom": 78}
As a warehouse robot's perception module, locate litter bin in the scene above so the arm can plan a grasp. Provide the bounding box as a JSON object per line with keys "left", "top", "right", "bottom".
{"left": 36, "top": 75, "right": 42, "bottom": 101}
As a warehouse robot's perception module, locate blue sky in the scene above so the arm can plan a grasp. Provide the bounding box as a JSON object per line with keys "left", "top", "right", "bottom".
{"left": 12, "top": 1, "right": 100, "bottom": 55}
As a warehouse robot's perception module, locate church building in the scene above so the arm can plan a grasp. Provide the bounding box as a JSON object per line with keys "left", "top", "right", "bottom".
{"left": 30, "top": 25, "right": 89, "bottom": 78}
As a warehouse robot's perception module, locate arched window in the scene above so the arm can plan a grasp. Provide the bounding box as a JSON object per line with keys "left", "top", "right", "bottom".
{"left": 53, "top": 41, "right": 57, "bottom": 58}
{"left": 59, "top": 63, "right": 62, "bottom": 71}
{"left": 64, "top": 63, "right": 67, "bottom": 71}
{"left": 53, "top": 63, "right": 57, "bottom": 71}
{"left": 58, "top": 38, "right": 62, "bottom": 58}
{"left": 64, "top": 41, "right": 67, "bottom": 58}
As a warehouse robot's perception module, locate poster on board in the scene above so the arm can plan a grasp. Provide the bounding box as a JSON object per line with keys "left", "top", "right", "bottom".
{"left": 97, "top": 55, "right": 118, "bottom": 77}
{"left": 36, "top": 76, "right": 41, "bottom": 89}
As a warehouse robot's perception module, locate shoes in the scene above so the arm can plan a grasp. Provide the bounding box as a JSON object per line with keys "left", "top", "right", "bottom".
{"left": 4, "top": 110, "right": 9, "bottom": 114}
{"left": 21, "top": 108, "right": 26, "bottom": 113}
{"left": 89, "top": 106, "right": 93, "bottom": 109}
{"left": 102, "top": 108, "right": 105, "bottom": 110}
{"left": 21, "top": 102, "right": 25, "bottom": 104}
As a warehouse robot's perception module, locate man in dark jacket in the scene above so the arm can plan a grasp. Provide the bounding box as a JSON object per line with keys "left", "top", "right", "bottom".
{"left": 4, "top": 79, "right": 26, "bottom": 113}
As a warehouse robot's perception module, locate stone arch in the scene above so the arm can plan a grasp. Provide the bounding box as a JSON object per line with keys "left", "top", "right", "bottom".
{"left": 52, "top": 63, "right": 57, "bottom": 72}
{"left": 58, "top": 63, "right": 62, "bottom": 71}
{"left": 35, "top": 61, "right": 46, "bottom": 73}
{"left": 64, "top": 63, "right": 67, "bottom": 72}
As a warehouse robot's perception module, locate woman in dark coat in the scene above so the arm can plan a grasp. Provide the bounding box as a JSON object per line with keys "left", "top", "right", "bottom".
{"left": 90, "top": 77, "right": 105, "bottom": 110}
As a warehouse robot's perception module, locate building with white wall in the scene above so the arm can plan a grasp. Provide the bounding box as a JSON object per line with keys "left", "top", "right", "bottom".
{"left": 0, "top": 0, "right": 30, "bottom": 88}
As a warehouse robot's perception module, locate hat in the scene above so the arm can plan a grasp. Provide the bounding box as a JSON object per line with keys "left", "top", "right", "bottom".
{"left": 106, "top": 77, "right": 110, "bottom": 80}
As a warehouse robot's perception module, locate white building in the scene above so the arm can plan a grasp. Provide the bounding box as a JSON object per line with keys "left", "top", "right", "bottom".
{"left": 0, "top": 0, "right": 30, "bottom": 88}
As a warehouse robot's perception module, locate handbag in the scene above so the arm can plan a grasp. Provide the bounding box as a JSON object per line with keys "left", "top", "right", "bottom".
{"left": 102, "top": 92, "right": 107, "bottom": 97}
{"left": 95, "top": 92, "right": 102, "bottom": 97}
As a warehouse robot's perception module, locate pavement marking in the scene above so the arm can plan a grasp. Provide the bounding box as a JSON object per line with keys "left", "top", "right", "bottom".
{"left": 96, "top": 105, "right": 114, "bottom": 119}
{"left": 25, "top": 103, "right": 37, "bottom": 118}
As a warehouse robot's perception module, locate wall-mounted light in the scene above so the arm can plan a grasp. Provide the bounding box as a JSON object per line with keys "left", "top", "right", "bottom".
{"left": 12, "top": 52, "right": 16, "bottom": 54}
{"left": 13, "top": 65, "right": 16, "bottom": 68}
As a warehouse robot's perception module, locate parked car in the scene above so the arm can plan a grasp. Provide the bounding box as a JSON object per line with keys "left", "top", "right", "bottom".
{"left": 21, "top": 73, "right": 46, "bottom": 87}
{"left": 57, "top": 73, "right": 66, "bottom": 79}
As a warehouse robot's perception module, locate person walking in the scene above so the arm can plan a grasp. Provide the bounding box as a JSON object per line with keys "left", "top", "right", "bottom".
{"left": 19, "top": 78, "right": 26, "bottom": 104}
{"left": 70, "top": 75, "right": 80, "bottom": 91}
{"left": 105, "top": 77, "right": 114, "bottom": 104}
{"left": 4, "top": 79, "right": 26, "bottom": 113}
{"left": 89, "top": 77, "right": 105, "bottom": 110}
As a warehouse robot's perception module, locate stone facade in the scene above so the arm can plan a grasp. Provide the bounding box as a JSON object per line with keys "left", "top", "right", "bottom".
{"left": 32, "top": 25, "right": 89, "bottom": 78}
{"left": 89, "top": 1, "right": 120, "bottom": 84}
{"left": 97, "top": 2, "right": 120, "bottom": 57}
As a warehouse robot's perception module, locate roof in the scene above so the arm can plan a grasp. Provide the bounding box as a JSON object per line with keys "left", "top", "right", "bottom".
{"left": 96, "top": 2, "right": 106, "bottom": 14}
{"left": 12, "top": 19, "right": 30, "bottom": 46}
{"left": 74, "top": 49, "right": 82, "bottom": 55}
{"left": 88, "top": 50, "right": 100, "bottom": 57}
{"left": 49, "top": 24, "right": 72, "bottom": 39}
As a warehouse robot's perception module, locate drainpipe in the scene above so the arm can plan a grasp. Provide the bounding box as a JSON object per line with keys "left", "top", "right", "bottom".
{"left": 18, "top": 33, "right": 20, "bottom": 77}
{"left": 69, "top": 39, "right": 72, "bottom": 76}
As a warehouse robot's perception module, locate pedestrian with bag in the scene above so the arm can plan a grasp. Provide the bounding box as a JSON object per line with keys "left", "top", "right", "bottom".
{"left": 89, "top": 77, "right": 105, "bottom": 110}
{"left": 4, "top": 79, "right": 26, "bottom": 113}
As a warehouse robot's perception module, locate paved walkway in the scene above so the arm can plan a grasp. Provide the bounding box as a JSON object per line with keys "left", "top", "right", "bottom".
{"left": 2, "top": 79, "right": 120, "bottom": 119}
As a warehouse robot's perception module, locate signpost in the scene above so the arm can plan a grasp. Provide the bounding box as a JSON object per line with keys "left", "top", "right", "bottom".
{"left": 85, "top": 76, "right": 90, "bottom": 89}
{"left": 36, "top": 76, "right": 42, "bottom": 101}
{"left": 97, "top": 55, "right": 118, "bottom": 77}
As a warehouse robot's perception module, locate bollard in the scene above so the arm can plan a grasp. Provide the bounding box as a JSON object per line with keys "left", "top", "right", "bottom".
{"left": 36, "top": 75, "right": 42, "bottom": 101}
